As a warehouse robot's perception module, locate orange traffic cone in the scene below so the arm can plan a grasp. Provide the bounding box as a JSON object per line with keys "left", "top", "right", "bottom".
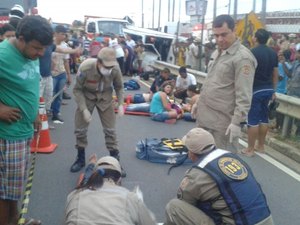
{"left": 31, "top": 97, "right": 57, "bottom": 153}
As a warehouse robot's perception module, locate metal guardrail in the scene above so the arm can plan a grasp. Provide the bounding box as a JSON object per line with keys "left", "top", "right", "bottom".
{"left": 152, "top": 60, "right": 300, "bottom": 137}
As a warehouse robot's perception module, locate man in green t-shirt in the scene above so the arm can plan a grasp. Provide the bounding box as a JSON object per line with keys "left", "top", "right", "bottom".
{"left": 0, "top": 16, "right": 53, "bottom": 225}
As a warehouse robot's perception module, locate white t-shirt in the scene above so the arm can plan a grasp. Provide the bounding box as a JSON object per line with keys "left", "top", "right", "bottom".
{"left": 175, "top": 73, "right": 197, "bottom": 89}
{"left": 109, "top": 39, "right": 124, "bottom": 58}
{"left": 51, "top": 41, "right": 70, "bottom": 76}
{"left": 126, "top": 39, "right": 136, "bottom": 49}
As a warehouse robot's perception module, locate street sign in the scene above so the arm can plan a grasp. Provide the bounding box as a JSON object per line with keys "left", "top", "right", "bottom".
{"left": 185, "top": 0, "right": 208, "bottom": 16}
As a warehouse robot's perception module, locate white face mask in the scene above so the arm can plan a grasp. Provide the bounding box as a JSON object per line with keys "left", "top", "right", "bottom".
{"left": 100, "top": 67, "right": 112, "bottom": 76}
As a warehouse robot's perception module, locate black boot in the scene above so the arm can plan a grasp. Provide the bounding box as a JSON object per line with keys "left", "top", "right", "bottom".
{"left": 110, "top": 150, "right": 126, "bottom": 177}
{"left": 70, "top": 147, "right": 85, "bottom": 173}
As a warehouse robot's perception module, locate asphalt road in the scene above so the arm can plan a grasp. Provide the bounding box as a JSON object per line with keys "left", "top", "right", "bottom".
{"left": 25, "top": 77, "right": 300, "bottom": 225}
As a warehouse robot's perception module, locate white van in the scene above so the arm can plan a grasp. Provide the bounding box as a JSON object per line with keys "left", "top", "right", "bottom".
{"left": 123, "top": 26, "right": 183, "bottom": 70}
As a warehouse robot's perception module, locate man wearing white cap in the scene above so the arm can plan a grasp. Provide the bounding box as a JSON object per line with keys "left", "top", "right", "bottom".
{"left": 164, "top": 128, "right": 274, "bottom": 225}
{"left": 8, "top": 4, "right": 25, "bottom": 29}
{"left": 65, "top": 156, "right": 156, "bottom": 225}
{"left": 71, "top": 47, "right": 125, "bottom": 176}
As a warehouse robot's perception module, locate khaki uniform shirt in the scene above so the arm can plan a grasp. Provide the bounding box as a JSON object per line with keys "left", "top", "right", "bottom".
{"left": 178, "top": 167, "right": 234, "bottom": 224}
{"left": 65, "top": 182, "right": 156, "bottom": 225}
{"left": 73, "top": 58, "right": 124, "bottom": 112}
{"left": 196, "top": 39, "right": 257, "bottom": 132}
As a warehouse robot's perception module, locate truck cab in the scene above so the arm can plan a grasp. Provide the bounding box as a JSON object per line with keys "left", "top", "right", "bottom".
{"left": 85, "top": 17, "right": 129, "bottom": 40}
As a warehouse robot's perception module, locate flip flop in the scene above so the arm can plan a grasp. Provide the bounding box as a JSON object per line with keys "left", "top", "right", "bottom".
{"left": 239, "top": 149, "right": 255, "bottom": 157}
{"left": 24, "top": 218, "right": 42, "bottom": 225}
{"left": 254, "top": 145, "right": 265, "bottom": 153}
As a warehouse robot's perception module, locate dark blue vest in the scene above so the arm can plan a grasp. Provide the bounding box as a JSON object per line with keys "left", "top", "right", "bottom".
{"left": 195, "top": 149, "right": 271, "bottom": 225}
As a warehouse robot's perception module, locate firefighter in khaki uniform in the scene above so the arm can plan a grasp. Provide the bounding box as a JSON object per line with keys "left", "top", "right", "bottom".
{"left": 65, "top": 156, "right": 156, "bottom": 225}
{"left": 70, "top": 47, "right": 126, "bottom": 176}
{"left": 165, "top": 128, "right": 274, "bottom": 225}
{"left": 192, "top": 15, "right": 257, "bottom": 152}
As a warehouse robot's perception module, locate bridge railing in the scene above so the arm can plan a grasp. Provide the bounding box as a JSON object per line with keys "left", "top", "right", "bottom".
{"left": 152, "top": 60, "right": 300, "bottom": 138}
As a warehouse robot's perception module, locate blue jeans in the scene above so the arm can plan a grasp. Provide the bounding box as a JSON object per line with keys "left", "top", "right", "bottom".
{"left": 51, "top": 73, "right": 66, "bottom": 116}
{"left": 126, "top": 103, "right": 150, "bottom": 113}
{"left": 183, "top": 112, "right": 196, "bottom": 122}
{"left": 151, "top": 112, "right": 170, "bottom": 122}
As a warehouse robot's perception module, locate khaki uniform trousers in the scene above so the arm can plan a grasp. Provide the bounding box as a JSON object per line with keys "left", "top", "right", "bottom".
{"left": 165, "top": 199, "right": 216, "bottom": 225}
{"left": 75, "top": 97, "right": 117, "bottom": 151}
{"left": 165, "top": 199, "right": 275, "bottom": 225}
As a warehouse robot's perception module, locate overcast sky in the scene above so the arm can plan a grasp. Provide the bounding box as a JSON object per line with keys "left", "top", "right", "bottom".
{"left": 37, "top": 0, "right": 300, "bottom": 26}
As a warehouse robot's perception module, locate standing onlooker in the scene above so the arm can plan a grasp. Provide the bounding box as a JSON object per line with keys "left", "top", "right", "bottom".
{"left": 287, "top": 43, "right": 300, "bottom": 96}
{"left": 192, "top": 15, "right": 257, "bottom": 152}
{"left": 65, "top": 156, "right": 156, "bottom": 225}
{"left": 110, "top": 35, "right": 125, "bottom": 74}
{"left": 274, "top": 50, "right": 292, "bottom": 131}
{"left": 125, "top": 34, "right": 136, "bottom": 49}
{"left": 40, "top": 43, "right": 82, "bottom": 115}
{"left": 164, "top": 128, "right": 274, "bottom": 225}
{"left": 286, "top": 43, "right": 300, "bottom": 136}
{"left": 276, "top": 50, "right": 291, "bottom": 95}
{"left": 174, "top": 66, "right": 197, "bottom": 103}
{"left": 0, "top": 24, "right": 16, "bottom": 40}
{"left": 8, "top": 4, "right": 24, "bottom": 29}
{"left": 134, "top": 40, "right": 145, "bottom": 74}
{"left": 120, "top": 40, "right": 134, "bottom": 76}
{"left": 71, "top": 47, "right": 126, "bottom": 177}
{"left": 51, "top": 25, "right": 72, "bottom": 123}
{"left": 186, "top": 38, "right": 200, "bottom": 70}
{"left": 243, "top": 29, "right": 278, "bottom": 157}
{"left": 0, "top": 15, "right": 53, "bottom": 225}
{"left": 184, "top": 38, "right": 193, "bottom": 68}
{"left": 204, "top": 38, "right": 216, "bottom": 72}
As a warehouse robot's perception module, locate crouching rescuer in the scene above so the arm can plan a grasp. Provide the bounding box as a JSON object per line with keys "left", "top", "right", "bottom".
{"left": 165, "top": 128, "right": 274, "bottom": 225}
{"left": 71, "top": 47, "right": 126, "bottom": 177}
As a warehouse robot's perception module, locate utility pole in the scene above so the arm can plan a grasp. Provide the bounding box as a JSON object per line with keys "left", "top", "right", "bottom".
{"left": 252, "top": 0, "right": 256, "bottom": 12}
{"left": 213, "top": 0, "right": 217, "bottom": 20}
{"left": 261, "top": 0, "right": 267, "bottom": 25}
{"left": 233, "top": 0, "right": 238, "bottom": 20}
{"left": 168, "top": 0, "right": 171, "bottom": 21}
{"left": 152, "top": 0, "right": 155, "bottom": 28}
{"left": 228, "top": 0, "right": 231, "bottom": 15}
{"left": 141, "top": 0, "right": 144, "bottom": 28}
{"left": 172, "top": 0, "right": 175, "bottom": 22}
{"left": 158, "top": 0, "right": 161, "bottom": 31}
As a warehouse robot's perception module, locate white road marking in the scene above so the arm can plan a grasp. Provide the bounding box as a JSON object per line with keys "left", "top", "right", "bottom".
{"left": 238, "top": 139, "right": 300, "bottom": 182}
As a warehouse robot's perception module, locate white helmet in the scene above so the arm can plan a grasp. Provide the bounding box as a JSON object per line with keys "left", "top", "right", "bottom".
{"left": 9, "top": 4, "right": 25, "bottom": 19}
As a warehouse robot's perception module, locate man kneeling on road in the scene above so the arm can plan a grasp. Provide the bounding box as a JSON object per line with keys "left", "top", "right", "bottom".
{"left": 71, "top": 47, "right": 126, "bottom": 177}
{"left": 164, "top": 128, "right": 274, "bottom": 225}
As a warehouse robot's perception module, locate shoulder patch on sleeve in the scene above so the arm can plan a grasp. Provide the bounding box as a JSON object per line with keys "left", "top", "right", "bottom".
{"left": 179, "top": 177, "right": 190, "bottom": 190}
{"left": 242, "top": 64, "right": 251, "bottom": 75}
